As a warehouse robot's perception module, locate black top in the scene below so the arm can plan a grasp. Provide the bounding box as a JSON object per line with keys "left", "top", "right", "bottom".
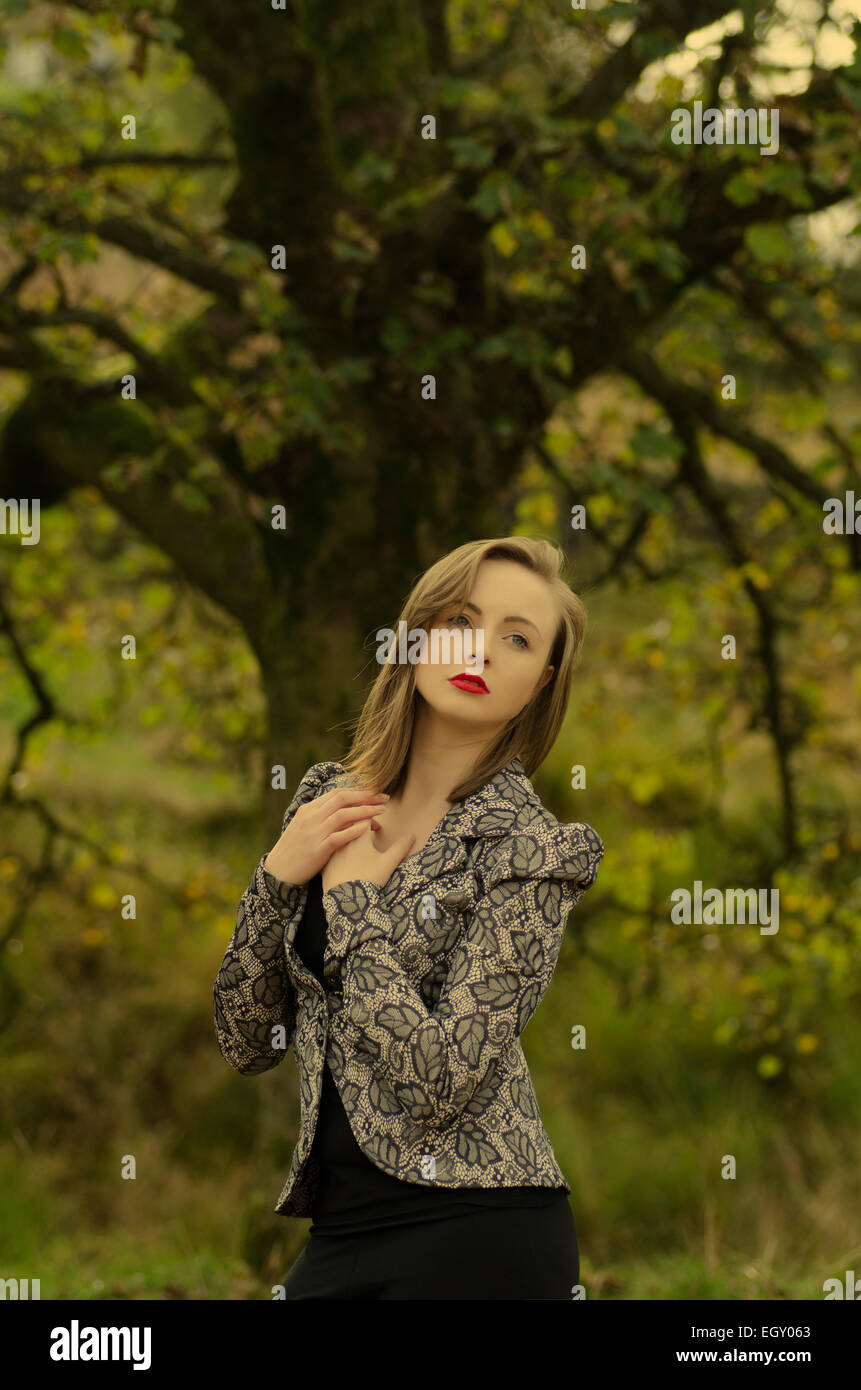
{"left": 292, "top": 872, "right": 567, "bottom": 1235}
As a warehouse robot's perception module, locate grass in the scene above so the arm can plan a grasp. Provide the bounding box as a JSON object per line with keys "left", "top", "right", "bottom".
{"left": 0, "top": 547, "right": 858, "bottom": 1300}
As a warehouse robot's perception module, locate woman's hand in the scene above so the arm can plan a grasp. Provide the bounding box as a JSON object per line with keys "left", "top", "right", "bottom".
{"left": 321, "top": 818, "right": 416, "bottom": 893}
{"left": 262, "top": 786, "right": 390, "bottom": 887}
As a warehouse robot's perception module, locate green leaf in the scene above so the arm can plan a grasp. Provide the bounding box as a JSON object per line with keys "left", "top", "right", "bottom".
{"left": 597, "top": 2, "right": 646, "bottom": 20}
{"left": 757, "top": 1054, "right": 783, "bottom": 1080}
{"left": 723, "top": 170, "right": 760, "bottom": 207}
{"left": 330, "top": 357, "right": 373, "bottom": 386}
{"left": 467, "top": 172, "right": 525, "bottom": 220}
{"left": 639, "top": 30, "right": 678, "bottom": 61}
{"left": 380, "top": 318, "right": 409, "bottom": 354}
{"left": 635, "top": 481, "right": 673, "bottom": 515}
{"left": 755, "top": 161, "right": 811, "bottom": 207}
{"left": 779, "top": 394, "right": 826, "bottom": 430}
{"left": 151, "top": 19, "right": 184, "bottom": 46}
{"left": 467, "top": 183, "right": 501, "bottom": 218}
{"left": 551, "top": 346, "right": 572, "bottom": 378}
{"left": 447, "top": 137, "right": 495, "bottom": 171}
{"left": 633, "top": 279, "right": 651, "bottom": 314}
{"left": 489, "top": 222, "right": 517, "bottom": 258}
{"left": 378, "top": 174, "right": 455, "bottom": 224}
{"left": 744, "top": 224, "right": 794, "bottom": 265}
{"left": 36, "top": 232, "right": 101, "bottom": 264}
{"left": 351, "top": 152, "right": 396, "bottom": 187}
{"left": 51, "top": 28, "right": 91, "bottom": 61}
{"left": 330, "top": 238, "right": 375, "bottom": 264}
{"left": 652, "top": 239, "right": 687, "bottom": 281}
{"left": 629, "top": 428, "right": 683, "bottom": 461}
{"left": 437, "top": 77, "right": 475, "bottom": 108}
{"left": 835, "top": 77, "right": 861, "bottom": 110}
{"left": 474, "top": 334, "right": 510, "bottom": 361}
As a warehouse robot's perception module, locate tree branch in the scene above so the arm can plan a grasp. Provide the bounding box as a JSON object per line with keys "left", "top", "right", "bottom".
{"left": 9, "top": 152, "right": 232, "bottom": 178}
{"left": 554, "top": 0, "right": 739, "bottom": 124}
{"left": 534, "top": 439, "right": 676, "bottom": 584}
{"left": 0, "top": 178, "right": 245, "bottom": 309}
{"left": 0, "top": 306, "right": 196, "bottom": 408}
{"left": 709, "top": 267, "right": 861, "bottom": 489}
{"left": 622, "top": 350, "right": 857, "bottom": 566}
{"left": 625, "top": 361, "right": 802, "bottom": 860}
{"left": 0, "top": 584, "right": 61, "bottom": 801}
{"left": 416, "top": 0, "right": 450, "bottom": 71}
{"left": 3, "top": 377, "right": 277, "bottom": 639}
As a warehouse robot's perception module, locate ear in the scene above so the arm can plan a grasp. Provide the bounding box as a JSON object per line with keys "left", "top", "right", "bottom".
{"left": 537, "top": 665, "right": 554, "bottom": 693}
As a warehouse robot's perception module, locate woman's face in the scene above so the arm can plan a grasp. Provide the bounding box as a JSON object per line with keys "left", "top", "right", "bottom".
{"left": 413, "top": 558, "right": 558, "bottom": 730}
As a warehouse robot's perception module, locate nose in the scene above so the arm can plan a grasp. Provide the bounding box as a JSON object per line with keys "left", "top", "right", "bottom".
{"left": 461, "top": 627, "right": 486, "bottom": 672}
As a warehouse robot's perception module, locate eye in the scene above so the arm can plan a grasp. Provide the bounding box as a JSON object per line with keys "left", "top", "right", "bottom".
{"left": 446, "top": 613, "right": 470, "bottom": 627}
{"left": 508, "top": 633, "right": 530, "bottom": 650}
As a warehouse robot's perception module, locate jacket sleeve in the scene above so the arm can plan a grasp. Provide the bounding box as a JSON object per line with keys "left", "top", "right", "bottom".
{"left": 321, "top": 820, "right": 604, "bottom": 1128}
{"left": 212, "top": 764, "right": 325, "bottom": 1075}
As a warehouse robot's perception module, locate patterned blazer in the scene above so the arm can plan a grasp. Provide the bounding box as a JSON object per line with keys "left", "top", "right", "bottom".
{"left": 213, "top": 755, "right": 605, "bottom": 1218}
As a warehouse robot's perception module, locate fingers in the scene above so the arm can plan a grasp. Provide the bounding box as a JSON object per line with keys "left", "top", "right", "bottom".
{"left": 314, "top": 787, "right": 387, "bottom": 831}
{"left": 320, "top": 802, "right": 386, "bottom": 836}
{"left": 325, "top": 820, "right": 374, "bottom": 849}
{"left": 316, "top": 786, "right": 389, "bottom": 810}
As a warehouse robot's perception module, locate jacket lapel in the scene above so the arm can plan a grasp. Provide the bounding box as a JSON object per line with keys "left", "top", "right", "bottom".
{"left": 313, "top": 754, "right": 536, "bottom": 906}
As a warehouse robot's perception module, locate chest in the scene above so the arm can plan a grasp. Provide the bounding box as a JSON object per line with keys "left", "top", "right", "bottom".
{"left": 371, "top": 801, "right": 452, "bottom": 857}
{"left": 288, "top": 831, "right": 491, "bottom": 1002}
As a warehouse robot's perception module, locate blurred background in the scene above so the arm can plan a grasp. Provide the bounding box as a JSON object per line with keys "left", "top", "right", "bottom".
{"left": 0, "top": 0, "right": 859, "bottom": 1299}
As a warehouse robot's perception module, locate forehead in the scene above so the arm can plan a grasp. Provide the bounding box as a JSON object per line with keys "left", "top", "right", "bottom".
{"left": 470, "top": 558, "right": 556, "bottom": 615}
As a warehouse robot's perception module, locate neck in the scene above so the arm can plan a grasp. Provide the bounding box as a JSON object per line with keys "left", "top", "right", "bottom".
{"left": 396, "top": 698, "right": 503, "bottom": 810}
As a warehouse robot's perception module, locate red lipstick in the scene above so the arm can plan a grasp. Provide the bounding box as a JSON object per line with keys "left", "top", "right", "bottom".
{"left": 448, "top": 672, "right": 489, "bottom": 694}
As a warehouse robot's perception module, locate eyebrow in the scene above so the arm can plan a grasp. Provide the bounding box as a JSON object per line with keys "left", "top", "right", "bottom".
{"left": 460, "top": 600, "right": 543, "bottom": 638}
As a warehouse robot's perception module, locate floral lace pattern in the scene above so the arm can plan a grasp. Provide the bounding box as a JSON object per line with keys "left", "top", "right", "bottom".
{"left": 213, "top": 757, "right": 605, "bottom": 1217}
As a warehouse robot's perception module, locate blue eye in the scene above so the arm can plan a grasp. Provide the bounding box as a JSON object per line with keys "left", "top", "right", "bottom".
{"left": 510, "top": 634, "right": 529, "bottom": 650}
{"left": 446, "top": 614, "right": 470, "bottom": 627}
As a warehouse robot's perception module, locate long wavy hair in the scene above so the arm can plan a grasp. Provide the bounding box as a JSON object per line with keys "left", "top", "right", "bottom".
{"left": 338, "top": 537, "right": 589, "bottom": 804}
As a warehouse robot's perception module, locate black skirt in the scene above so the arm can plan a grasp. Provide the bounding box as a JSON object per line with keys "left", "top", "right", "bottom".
{"left": 279, "top": 1194, "right": 579, "bottom": 1300}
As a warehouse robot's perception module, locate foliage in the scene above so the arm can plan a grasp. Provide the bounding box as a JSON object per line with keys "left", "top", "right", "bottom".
{"left": 0, "top": 0, "right": 860, "bottom": 1297}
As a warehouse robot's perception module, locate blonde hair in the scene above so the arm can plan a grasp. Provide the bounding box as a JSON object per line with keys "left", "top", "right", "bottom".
{"left": 338, "top": 537, "right": 588, "bottom": 803}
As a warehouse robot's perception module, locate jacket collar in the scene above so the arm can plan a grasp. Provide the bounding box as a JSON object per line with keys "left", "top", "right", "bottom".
{"left": 313, "top": 754, "right": 541, "bottom": 900}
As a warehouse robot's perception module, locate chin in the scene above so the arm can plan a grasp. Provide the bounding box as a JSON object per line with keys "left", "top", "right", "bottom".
{"left": 441, "top": 690, "right": 505, "bottom": 721}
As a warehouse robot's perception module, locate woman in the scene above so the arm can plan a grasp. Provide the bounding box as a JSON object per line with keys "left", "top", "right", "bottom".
{"left": 213, "top": 536, "right": 605, "bottom": 1299}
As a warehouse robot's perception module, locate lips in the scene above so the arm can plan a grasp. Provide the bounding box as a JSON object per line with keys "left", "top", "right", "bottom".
{"left": 448, "top": 673, "right": 489, "bottom": 694}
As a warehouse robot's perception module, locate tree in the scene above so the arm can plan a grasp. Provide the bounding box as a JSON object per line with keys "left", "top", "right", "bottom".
{"left": 1, "top": 0, "right": 859, "bottom": 851}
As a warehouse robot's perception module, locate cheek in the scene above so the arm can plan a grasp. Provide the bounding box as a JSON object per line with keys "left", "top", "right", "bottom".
{"left": 422, "top": 630, "right": 462, "bottom": 677}
{"left": 500, "top": 663, "right": 541, "bottom": 709}
{"left": 413, "top": 659, "right": 449, "bottom": 701}
{"left": 413, "top": 662, "right": 429, "bottom": 698}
